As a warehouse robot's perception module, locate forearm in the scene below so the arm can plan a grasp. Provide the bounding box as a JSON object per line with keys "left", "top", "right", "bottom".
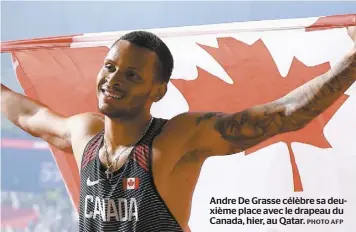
{"left": 280, "top": 49, "right": 356, "bottom": 125}
{"left": 214, "top": 48, "right": 356, "bottom": 149}
{"left": 1, "top": 84, "right": 47, "bottom": 130}
{"left": 199, "top": 39, "right": 356, "bottom": 154}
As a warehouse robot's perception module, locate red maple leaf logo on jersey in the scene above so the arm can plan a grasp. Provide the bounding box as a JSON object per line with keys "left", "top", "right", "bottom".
{"left": 123, "top": 177, "right": 140, "bottom": 190}
{"left": 172, "top": 38, "right": 348, "bottom": 191}
{"left": 128, "top": 179, "right": 135, "bottom": 187}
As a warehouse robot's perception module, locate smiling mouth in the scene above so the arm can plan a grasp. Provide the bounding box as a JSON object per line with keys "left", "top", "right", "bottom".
{"left": 100, "top": 87, "right": 124, "bottom": 100}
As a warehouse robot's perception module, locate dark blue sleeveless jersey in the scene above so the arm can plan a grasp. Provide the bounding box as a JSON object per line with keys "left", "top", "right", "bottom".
{"left": 78, "top": 118, "right": 184, "bottom": 232}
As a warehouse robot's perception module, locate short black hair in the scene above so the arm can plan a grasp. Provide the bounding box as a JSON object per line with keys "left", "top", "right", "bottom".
{"left": 112, "top": 31, "right": 174, "bottom": 83}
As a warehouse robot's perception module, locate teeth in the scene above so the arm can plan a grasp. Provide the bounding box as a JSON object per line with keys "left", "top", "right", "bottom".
{"left": 103, "top": 90, "right": 122, "bottom": 99}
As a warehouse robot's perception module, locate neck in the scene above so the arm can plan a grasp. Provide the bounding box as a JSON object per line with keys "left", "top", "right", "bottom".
{"left": 104, "top": 113, "right": 152, "bottom": 153}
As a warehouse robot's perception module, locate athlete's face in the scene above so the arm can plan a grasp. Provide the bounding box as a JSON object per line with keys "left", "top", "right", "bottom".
{"left": 96, "top": 40, "right": 166, "bottom": 118}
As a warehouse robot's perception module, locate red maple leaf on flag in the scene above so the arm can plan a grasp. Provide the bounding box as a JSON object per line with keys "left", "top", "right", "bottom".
{"left": 172, "top": 38, "right": 348, "bottom": 192}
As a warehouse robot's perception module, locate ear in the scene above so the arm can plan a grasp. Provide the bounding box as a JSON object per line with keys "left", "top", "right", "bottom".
{"left": 152, "top": 83, "right": 167, "bottom": 102}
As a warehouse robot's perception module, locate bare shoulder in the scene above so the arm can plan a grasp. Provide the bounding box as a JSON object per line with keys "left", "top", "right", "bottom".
{"left": 159, "top": 112, "right": 222, "bottom": 138}
{"left": 155, "top": 112, "right": 239, "bottom": 160}
{"left": 68, "top": 112, "right": 104, "bottom": 162}
{"left": 154, "top": 112, "right": 222, "bottom": 155}
{"left": 68, "top": 112, "right": 104, "bottom": 141}
{"left": 157, "top": 113, "right": 198, "bottom": 140}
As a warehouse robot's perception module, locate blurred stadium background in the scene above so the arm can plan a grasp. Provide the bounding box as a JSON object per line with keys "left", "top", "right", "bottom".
{"left": 1, "top": 2, "right": 356, "bottom": 231}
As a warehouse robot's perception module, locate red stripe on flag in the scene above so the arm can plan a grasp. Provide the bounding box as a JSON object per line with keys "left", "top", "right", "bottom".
{"left": 1, "top": 139, "right": 49, "bottom": 150}
{"left": 1, "top": 34, "right": 80, "bottom": 52}
{"left": 306, "top": 14, "right": 356, "bottom": 32}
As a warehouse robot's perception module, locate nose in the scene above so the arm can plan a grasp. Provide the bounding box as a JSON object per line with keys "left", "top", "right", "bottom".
{"left": 105, "top": 71, "right": 124, "bottom": 87}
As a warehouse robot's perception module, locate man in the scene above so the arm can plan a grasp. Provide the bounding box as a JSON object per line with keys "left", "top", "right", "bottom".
{"left": 1, "top": 27, "right": 356, "bottom": 232}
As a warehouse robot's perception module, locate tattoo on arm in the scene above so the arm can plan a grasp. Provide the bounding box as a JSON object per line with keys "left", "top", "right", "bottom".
{"left": 214, "top": 104, "right": 287, "bottom": 150}
{"left": 196, "top": 51, "right": 355, "bottom": 151}
{"left": 283, "top": 50, "right": 356, "bottom": 124}
{"left": 196, "top": 112, "right": 224, "bottom": 125}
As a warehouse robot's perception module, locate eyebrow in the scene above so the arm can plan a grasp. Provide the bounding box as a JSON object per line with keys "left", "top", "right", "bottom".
{"left": 103, "top": 58, "right": 143, "bottom": 73}
{"left": 127, "top": 66, "right": 141, "bottom": 71}
{"left": 104, "top": 58, "right": 115, "bottom": 63}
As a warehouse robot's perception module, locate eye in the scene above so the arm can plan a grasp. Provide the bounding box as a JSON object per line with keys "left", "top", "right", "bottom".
{"left": 126, "top": 70, "right": 141, "bottom": 82}
{"left": 104, "top": 63, "right": 116, "bottom": 73}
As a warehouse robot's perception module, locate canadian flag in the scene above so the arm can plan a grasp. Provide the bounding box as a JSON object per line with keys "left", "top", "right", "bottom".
{"left": 123, "top": 177, "right": 140, "bottom": 190}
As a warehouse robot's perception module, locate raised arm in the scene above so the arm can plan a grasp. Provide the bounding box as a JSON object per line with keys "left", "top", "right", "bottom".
{"left": 170, "top": 27, "right": 356, "bottom": 158}
{"left": 1, "top": 84, "right": 73, "bottom": 153}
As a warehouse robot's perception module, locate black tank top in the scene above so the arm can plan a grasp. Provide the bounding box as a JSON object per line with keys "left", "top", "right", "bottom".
{"left": 78, "top": 118, "right": 184, "bottom": 232}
